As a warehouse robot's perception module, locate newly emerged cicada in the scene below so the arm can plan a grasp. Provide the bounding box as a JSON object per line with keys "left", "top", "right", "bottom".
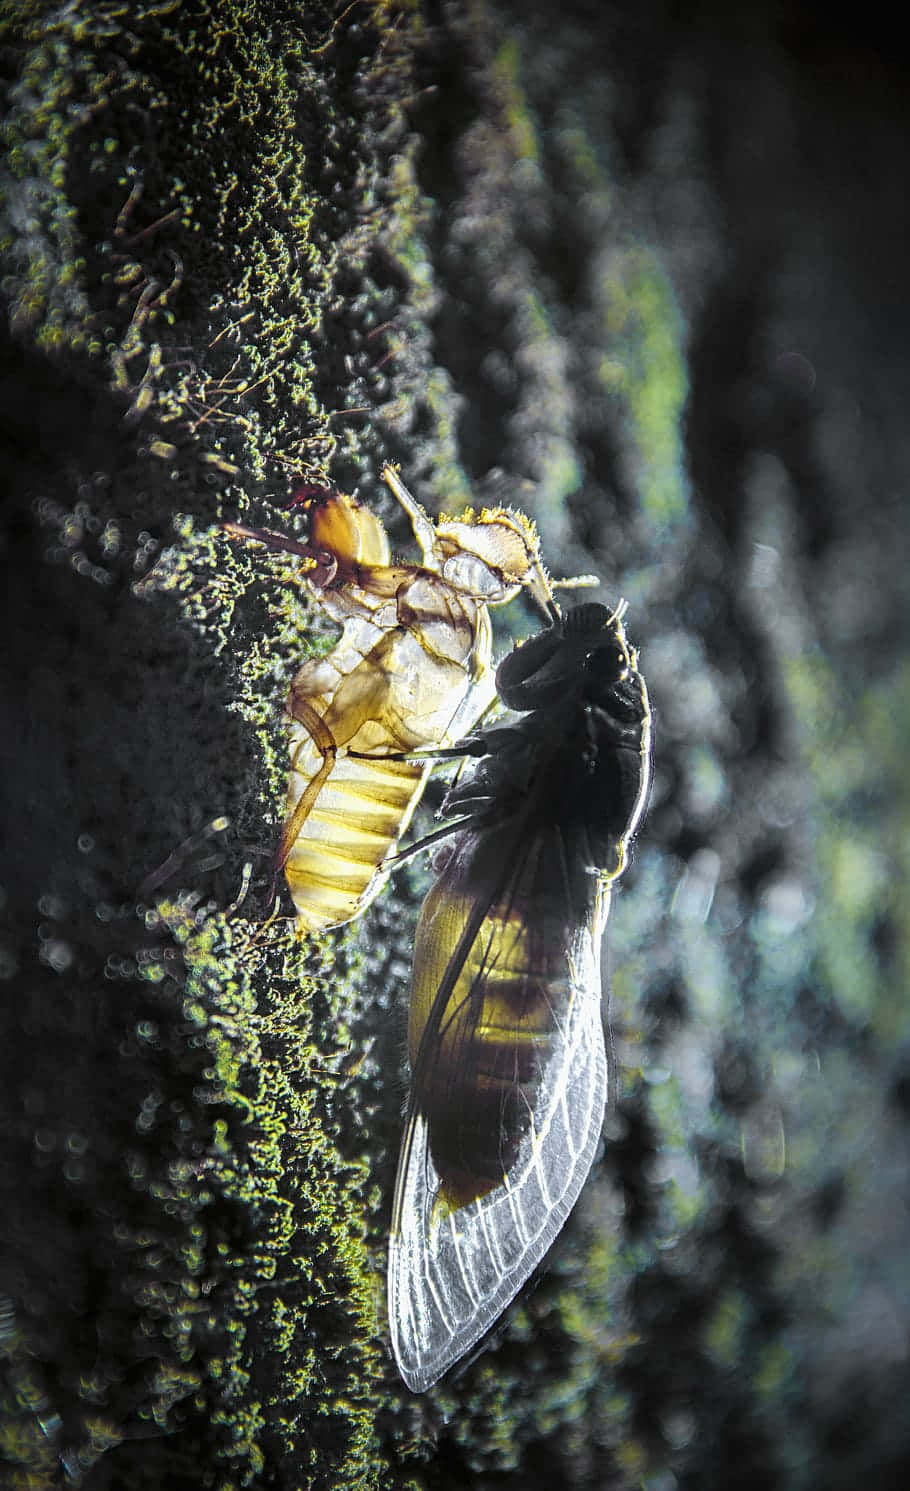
{"left": 225, "top": 467, "right": 585, "bottom": 934}
{"left": 388, "top": 597, "right": 652, "bottom": 1392}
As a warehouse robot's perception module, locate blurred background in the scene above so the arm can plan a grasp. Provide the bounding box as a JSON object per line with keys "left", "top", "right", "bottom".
{"left": 2, "top": 1, "right": 908, "bottom": 1487}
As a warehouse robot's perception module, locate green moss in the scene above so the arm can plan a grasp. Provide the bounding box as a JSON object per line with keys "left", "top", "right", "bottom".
{"left": 598, "top": 247, "right": 690, "bottom": 540}
{"left": 180, "top": 909, "right": 387, "bottom": 1486}
{"left": 777, "top": 648, "right": 910, "bottom": 1035}
{"left": 2, "top": 1, "right": 436, "bottom": 1485}
{"left": 703, "top": 1287, "right": 748, "bottom": 1368}
{"left": 494, "top": 38, "right": 541, "bottom": 166}
{"left": 0, "top": 0, "right": 433, "bottom": 499}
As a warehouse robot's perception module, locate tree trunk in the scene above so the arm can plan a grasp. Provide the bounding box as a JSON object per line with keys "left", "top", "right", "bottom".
{"left": 2, "top": 2, "right": 908, "bottom": 1487}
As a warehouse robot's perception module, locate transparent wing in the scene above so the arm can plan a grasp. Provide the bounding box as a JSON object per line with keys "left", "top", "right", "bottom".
{"left": 388, "top": 839, "right": 611, "bottom": 1393}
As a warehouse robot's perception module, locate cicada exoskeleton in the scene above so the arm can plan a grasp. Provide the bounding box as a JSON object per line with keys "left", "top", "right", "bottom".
{"left": 225, "top": 466, "right": 570, "bottom": 933}
{"left": 388, "top": 599, "right": 652, "bottom": 1391}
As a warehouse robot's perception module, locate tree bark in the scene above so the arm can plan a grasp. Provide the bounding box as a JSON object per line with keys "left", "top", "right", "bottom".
{"left": 2, "top": 2, "right": 908, "bottom": 1487}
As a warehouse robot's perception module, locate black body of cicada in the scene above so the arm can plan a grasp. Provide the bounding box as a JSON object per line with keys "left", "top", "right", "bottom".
{"left": 388, "top": 600, "right": 652, "bottom": 1392}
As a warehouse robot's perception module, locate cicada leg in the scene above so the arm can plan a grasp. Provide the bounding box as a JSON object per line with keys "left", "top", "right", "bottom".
{"left": 138, "top": 815, "right": 232, "bottom": 898}
{"left": 223, "top": 860, "right": 254, "bottom": 918}
{"left": 221, "top": 521, "right": 339, "bottom": 587}
{"left": 381, "top": 464, "right": 439, "bottom": 565}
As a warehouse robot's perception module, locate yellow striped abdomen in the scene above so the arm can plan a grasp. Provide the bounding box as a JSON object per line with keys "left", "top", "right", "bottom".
{"left": 284, "top": 735, "right": 428, "bottom": 934}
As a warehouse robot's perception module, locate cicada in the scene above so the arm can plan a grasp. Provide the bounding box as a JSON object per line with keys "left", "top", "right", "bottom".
{"left": 388, "top": 598, "right": 652, "bottom": 1391}
{"left": 225, "top": 466, "right": 581, "bottom": 934}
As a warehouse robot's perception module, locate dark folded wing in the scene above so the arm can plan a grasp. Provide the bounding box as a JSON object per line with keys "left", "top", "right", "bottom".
{"left": 388, "top": 820, "right": 612, "bottom": 1392}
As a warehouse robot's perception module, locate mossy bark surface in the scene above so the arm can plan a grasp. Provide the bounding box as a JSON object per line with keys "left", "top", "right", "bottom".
{"left": 2, "top": 2, "right": 909, "bottom": 1488}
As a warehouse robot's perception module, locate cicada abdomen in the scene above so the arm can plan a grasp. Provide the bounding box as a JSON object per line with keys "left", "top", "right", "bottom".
{"left": 388, "top": 601, "right": 652, "bottom": 1391}
{"left": 226, "top": 467, "right": 568, "bottom": 934}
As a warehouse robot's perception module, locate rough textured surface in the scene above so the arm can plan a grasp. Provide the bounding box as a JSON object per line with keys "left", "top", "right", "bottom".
{"left": 2, "top": 1, "right": 909, "bottom": 1487}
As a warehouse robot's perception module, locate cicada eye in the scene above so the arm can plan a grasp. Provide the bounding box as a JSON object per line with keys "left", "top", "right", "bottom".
{"left": 612, "top": 644, "right": 630, "bottom": 678}
{"left": 584, "top": 626, "right": 631, "bottom": 677}
{"left": 585, "top": 642, "right": 621, "bottom": 667}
